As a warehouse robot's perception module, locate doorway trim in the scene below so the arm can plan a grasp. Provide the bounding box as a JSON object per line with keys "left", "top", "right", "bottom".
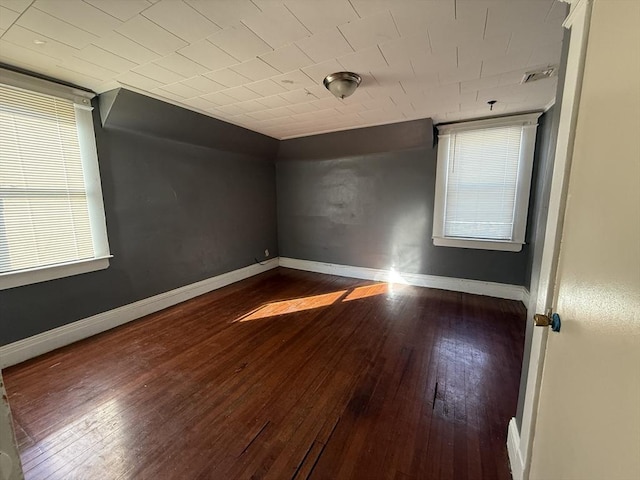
{"left": 507, "top": 0, "right": 593, "bottom": 478}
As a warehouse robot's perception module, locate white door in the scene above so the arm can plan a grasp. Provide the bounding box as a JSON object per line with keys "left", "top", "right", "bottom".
{"left": 0, "top": 372, "right": 23, "bottom": 480}
{"left": 527, "top": 0, "right": 640, "bottom": 478}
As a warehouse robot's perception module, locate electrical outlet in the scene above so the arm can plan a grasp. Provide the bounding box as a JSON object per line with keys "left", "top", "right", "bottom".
{"left": 264, "top": 249, "right": 269, "bottom": 257}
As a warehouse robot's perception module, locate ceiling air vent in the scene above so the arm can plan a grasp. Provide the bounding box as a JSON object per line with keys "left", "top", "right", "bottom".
{"left": 521, "top": 66, "right": 558, "bottom": 84}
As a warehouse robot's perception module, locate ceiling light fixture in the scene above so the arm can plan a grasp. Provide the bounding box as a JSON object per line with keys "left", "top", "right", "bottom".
{"left": 323, "top": 72, "right": 361, "bottom": 99}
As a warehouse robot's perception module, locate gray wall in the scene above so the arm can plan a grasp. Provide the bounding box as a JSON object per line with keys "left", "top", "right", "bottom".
{"left": 276, "top": 118, "right": 531, "bottom": 285}
{"left": 0, "top": 91, "right": 278, "bottom": 346}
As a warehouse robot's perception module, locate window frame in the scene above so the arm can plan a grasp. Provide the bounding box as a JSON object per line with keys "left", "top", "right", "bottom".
{"left": 432, "top": 112, "right": 542, "bottom": 252}
{"left": 0, "top": 68, "right": 111, "bottom": 290}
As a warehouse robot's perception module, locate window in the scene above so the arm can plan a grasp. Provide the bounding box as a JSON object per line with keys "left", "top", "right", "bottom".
{"left": 0, "top": 69, "right": 110, "bottom": 290}
{"left": 432, "top": 113, "right": 541, "bottom": 252}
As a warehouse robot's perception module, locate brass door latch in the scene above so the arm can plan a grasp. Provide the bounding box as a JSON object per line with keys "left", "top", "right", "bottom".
{"left": 534, "top": 313, "right": 562, "bottom": 332}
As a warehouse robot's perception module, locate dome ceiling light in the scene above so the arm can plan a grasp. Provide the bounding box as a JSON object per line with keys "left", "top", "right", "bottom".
{"left": 323, "top": 72, "right": 362, "bottom": 99}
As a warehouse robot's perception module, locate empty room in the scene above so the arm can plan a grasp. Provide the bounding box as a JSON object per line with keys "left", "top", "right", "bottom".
{"left": 0, "top": 1, "right": 638, "bottom": 479}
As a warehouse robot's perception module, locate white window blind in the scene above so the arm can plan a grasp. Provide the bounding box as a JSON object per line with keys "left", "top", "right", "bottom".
{"left": 444, "top": 126, "right": 523, "bottom": 240}
{"left": 432, "top": 113, "right": 540, "bottom": 252}
{"left": 0, "top": 85, "right": 94, "bottom": 273}
{"left": 0, "top": 68, "right": 110, "bottom": 289}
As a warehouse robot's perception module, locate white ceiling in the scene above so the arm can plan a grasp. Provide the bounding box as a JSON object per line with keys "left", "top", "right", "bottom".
{"left": 0, "top": 0, "right": 566, "bottom": 139}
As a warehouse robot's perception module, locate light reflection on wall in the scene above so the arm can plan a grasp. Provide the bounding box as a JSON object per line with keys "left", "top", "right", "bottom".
{"left": 388, "top": 205, "right": 429, "bottom": 274}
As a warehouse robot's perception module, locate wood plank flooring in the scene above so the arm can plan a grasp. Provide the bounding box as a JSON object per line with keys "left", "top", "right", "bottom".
{"left": 4, "top": 268, "right": 526, "bottom": 480}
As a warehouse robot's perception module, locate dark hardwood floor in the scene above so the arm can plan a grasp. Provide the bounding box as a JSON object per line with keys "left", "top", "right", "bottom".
{"left": 4, "top": 268, "right": 526, "bottom": 480}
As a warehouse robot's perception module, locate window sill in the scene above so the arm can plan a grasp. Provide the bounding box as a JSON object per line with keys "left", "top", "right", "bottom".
{"left": 433, "top": 237, "right": 524, "bottom": 252}
{"left": 0, "top": 256, "right": 112, "bottom": 290}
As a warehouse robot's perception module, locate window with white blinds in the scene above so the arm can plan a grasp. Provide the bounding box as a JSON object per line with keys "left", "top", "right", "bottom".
{"left": 433, "top": 113, "right": 540, "bottom": 252}
{"left": 0, "top": 69, "right": 110, "bottom": 289}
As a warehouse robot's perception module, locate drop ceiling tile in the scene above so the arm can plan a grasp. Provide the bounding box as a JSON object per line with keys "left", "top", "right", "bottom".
{"left": 311, "top": 97, "right": 341, "bottom": 110}
{"left": 295, "top": 27, "right": 354, "bottom": 63}
{"left": 74, "top": 45, "right": 137, "bottom": 73}
{"left": 286, "top": 102, "right": 319, "bottom": 114}
{"left": 17, "top": 7, "right": 98, "bottom": 48}
{"left": 428, "top": 16, "right": 486, "bottom": 54}
{"left": 200, "top": 91, "right": 237, "bottom": 106}
{"left": 117, "top": 70, "right": 165, "bottom": 90}
{"left": 460, "top": 74, "right": 500, "bottom": 94}
{"left": 223, "top": 85, "right": 261, "bottom": 102}
{"left": 410, "top": 46, "right": 457, "bottom": 76}
{"left": 365, "top": 80, "right": 405, "bottom": 100}
{"left": 116, "top": 15, "right": 187, "bottom": 55}
{"left": 272, "top": 69, "right": 316, "bottom": 91}
{"left": 367, "top": 62, "right": 414, "bottom": 86}
{"left": 241, "top": 3, "right": 310, "bottom": 49}
{"left": 361, "top": 96, "right": 395, "bottom": 111}
{"left": 54, "top": 65, "right": 106, "bottom": 88}
{"left": 158, "top": 82, "right": 203, "bottom": 99}
{"left": 231, "top": 58, "right": 282, "bottom": 82}
{"left": 546, "top": 1, "right": 568, "bottom": 24}
{"left": 390, "top": 1, "right": 455, "bottom": 35}
{"left": 133, "top": 62, "right": 186, "bottom": 84}
{"left": 335, "top": 102, "right": 368, "bottom": 114}
{"left": 60, "top": 55, "right": 120, "bottom": 81}
{"left": 279, "top": 88, "right": 317, "bottom": 104}
{"left": 178, "top": 40, "right": 239, "bottom": 71}
{"left": 33, "top": 0, "right": 122, "bottom": 37}
{"left": 260, "top": 44, "right": 314, "bottom": 74}
{"left": 268, "top": 105, "right": 297, "bottom": 118}
{"left": 141, "top": 0, "right": 220, "bottom": 43}
{"left": 438, "top": 61, "right": 482, "bottom": 86}
{"left": 93, "top": 31, "right": 160, "bottom": 64}
{"left": 303, "top": 84, "right": 333, "bottom": 99}
{"left": 182, "top": 96, "right": 218, "bottom": 110}
{"left": 207, "top": 23, "right": 272, "bottom": 62}
{"left": 347, "top": 0, "right": 392, "bottom": 18}
{"left": 233, "top": 100, "right": 267, "bottom": 113}
{"left": 0, "top": 6, "right": 19, "bottom": 30}
{"left": 246, "top": 110, "right": 276, "bottom": 121}
{"left": 153, "top": 53, "right": 208, "bottom": 78}
{"left": 359, "top": 108, "right": 404, "bottom": 124}
{"left": 508, "top": 22, "right": 564, "bottom": 53}
{"left": 338, "top": 11, "right": 399, "bottom": 51}
{"left": 204, "top": 68, "right": 252, "bottom": 87}
{"left": 0, "top": 0, "right": 32, "bottom": 14}
{"left": 216, "top": 104, "right": 246, "bottom": 116}
{"left": 0, "top": 39, "right": 61, "bottom": 70}
{"left": 338, "top": 46, "right": 388, "bottom": 73}
{"left": 3, "top": 24, "right": 79, "bottom": 59}
{"left": 498, "top": 69, "right": 527, "bottom": 87}
{"left": 245, "top": 79, "right": 287, "bottom": 96}
{"left": 476, "top": 84, "right": 527, "bottom": 104}
{"left": 528, "top": 41, "right": 563, "bottom": 67}
{"left": 284, "top": 0, "right": 358, "bottom": 34}
{"left": 185, "top": 0, "right": 260, "bottom": 28}
{"left": 301, "top": 59, "right": 343, "bottom": 84}
{"left": 378, "top": 34, "right": 430, "bottom": 66}
{"left": 257, "top": 95, "right": 291, "bottom": 109}
{"left": 181, "top": 75, "right": 226, "bottom": 93}
{"left": 84, "top": 0, "right": 152, "bottom": 22}
{"left": 457, "top": 34, "right": 510, "bottom": 65}
{"left": 481, "top": 48, "right": 533, "bottom": 77}
{"left": 150, "top": 87, "right": 189, "bottom": 103}
{"left": 485, "top": 1, "right": 553, "bottom": 38}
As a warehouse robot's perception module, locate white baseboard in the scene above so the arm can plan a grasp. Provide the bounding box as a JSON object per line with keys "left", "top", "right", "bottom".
{"left": 507, "top": 417, "right": 525, "bottom": 480}
{"left": 0, "top": 258, "right": 279, "bottom": 369}
{"left": 279, "top": 257, "right": 530, "bottom": 303}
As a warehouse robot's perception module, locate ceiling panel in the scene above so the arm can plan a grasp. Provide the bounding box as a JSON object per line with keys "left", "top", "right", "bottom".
{"left": 0, "top": 0, "right": 565, "bottom": 139}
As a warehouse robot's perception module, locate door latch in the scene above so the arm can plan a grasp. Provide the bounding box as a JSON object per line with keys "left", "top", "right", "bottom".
{"left": 533, "top": 313, "right": 561, "bottom": 332}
